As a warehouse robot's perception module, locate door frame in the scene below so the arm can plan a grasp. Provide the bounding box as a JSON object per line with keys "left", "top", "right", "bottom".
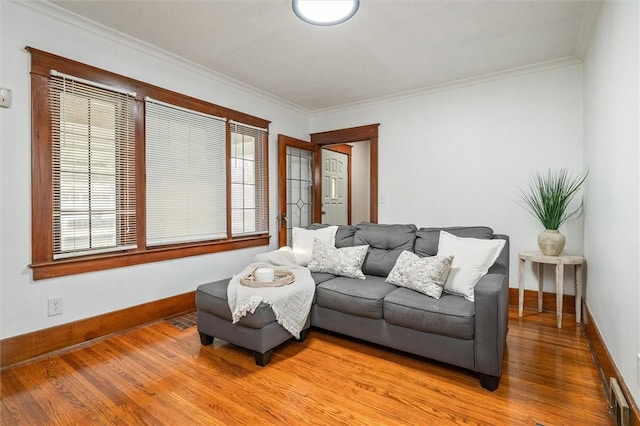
{"left": 310, "top": 124, "right": 378, "bottom": 224}
{"left": 321, "top": 144, "right": 352, "bottom": 225}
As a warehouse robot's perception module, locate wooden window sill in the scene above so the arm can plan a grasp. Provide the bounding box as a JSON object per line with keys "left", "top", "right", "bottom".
{"left": 30, "top": 235, "right": 270, "bottom": 280}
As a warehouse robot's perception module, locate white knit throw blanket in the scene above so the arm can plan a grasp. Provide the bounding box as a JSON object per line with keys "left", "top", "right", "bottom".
{"left": 227, "top": 249, "right": 314, "bottom": 339}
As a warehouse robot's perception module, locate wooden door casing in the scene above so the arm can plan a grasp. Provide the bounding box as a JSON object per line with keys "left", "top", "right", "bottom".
{"left": 310, "top": 124, "right": 378, "bottom": 224}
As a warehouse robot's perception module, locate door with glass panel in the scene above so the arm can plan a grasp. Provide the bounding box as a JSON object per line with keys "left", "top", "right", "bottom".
{"left": 278, "top": 135, "right": 317, "bottom": 247}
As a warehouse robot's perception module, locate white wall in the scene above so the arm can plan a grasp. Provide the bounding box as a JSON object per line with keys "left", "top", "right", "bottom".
{"left": 583, "top": 0, "right": 640, "bottom": 406}
{"left": 0, "top": 1, "right": 310, "bottom": 339}
{"left": 351, "top": 141, "right": 370, "bottom": 224}
{"left": 312, "top": 65, "right": 585, "bottom": 292}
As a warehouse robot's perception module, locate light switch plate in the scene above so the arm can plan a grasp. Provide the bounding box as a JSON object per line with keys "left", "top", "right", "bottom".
{"left": 0, "top": 88, "right": 12, "bottom": 108}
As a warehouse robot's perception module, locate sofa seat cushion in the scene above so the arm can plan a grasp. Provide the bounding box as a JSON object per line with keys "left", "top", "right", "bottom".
{"left": 316, "top": 275, "right": 397, "bottom": 319}
{"left": 311, "top": 272, "right": 336, "bottom": 285}
{"left": 383, "top": 288, "right": 475, "bottom": 339}
{"left": 196, "top": 279, "right": 277, "bottom": 329}
{"left": 311, "top": 272, "right": 335, "bottom": 303}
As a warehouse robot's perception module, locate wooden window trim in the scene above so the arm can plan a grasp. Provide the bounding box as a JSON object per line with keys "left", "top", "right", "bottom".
{"left": 28, "top": 47, "right": 271, "bottom": 280}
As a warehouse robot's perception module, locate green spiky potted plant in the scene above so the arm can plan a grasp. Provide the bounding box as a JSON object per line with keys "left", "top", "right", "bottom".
{"left": 519, "top": 169, "right": 588, "bottom": 256}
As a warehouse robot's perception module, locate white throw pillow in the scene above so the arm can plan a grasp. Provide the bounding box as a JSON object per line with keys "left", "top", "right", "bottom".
{"left": 292, "top": 226, "right": 338, "bottom": 266}
{"left": 437, "top": 231, "right": 505, "bottom": 302}
{"left": 307, "top": 238, "right": 369, "bottom": 279}
{"left": 386, "top": 251, "right": 454, "bottom": 299}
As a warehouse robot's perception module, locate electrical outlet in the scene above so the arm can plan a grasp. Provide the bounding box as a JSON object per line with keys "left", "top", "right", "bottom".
{"left": 48, "top": 297, "right": 63, "bottom": 317}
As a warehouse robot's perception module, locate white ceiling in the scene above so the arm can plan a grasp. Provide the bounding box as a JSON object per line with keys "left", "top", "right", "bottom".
{"left": 49, "top": 0, "right": 598, "bottom": 112}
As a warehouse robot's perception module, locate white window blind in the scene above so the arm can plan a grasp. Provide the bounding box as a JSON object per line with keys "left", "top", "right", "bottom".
{"left": 145, "top": 98, "right": 227, "bottom": 246}
{"left": 50, "top": 75, "right": 137, "bottom": 259}
{"left": 230, "top": 121, "right": 268, "bottom": 236}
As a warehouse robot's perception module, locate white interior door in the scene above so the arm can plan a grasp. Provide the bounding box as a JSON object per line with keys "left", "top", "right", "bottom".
{"left": 322, "top": 149, "right": 348, "bottom": 225}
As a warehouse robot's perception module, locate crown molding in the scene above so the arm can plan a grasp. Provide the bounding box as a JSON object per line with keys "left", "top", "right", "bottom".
{"left": 311, "top": 56, "right": 583, "bottom": 117}
{"left": 575, "top": 1, "right": 603, "bottom": 60}
{"left": 15, "top": 0, "right": 313, "bottom": 116}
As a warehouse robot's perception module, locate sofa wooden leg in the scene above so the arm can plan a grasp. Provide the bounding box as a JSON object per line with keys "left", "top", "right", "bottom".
{"left": 479, "top": 373, "right": 500, "bottom": 391}
{"left": 254, "top": 350, "right": 273, "bottom": 367}
{"left": 295, "top": 329, "right": 310, "bottom": 343}
{"left": 199, "top": 332, "right": 214, "bottom": 346}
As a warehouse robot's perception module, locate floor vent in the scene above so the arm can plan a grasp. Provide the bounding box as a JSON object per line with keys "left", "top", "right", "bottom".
{"left": 609, "top": 377, "right": 629, "bottom": 426}
{"left": 166, "top": 311, "right": 197, "bottom": 330}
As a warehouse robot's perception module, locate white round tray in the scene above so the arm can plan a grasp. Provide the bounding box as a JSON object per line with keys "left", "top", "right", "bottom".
{"left": 240, "top": 269, "right": 295, "bottom": 288}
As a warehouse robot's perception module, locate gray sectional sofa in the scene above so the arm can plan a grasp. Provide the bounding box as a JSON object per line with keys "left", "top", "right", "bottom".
{"left": 196, "top": 223, "right": 510, "bottom": 391}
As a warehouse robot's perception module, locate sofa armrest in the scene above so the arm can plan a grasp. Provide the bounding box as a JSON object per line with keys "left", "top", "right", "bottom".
{"left": 473, "top": 272, "right": 509, "bottom": 378}
{"left": 489, "top": 234, "right": 510, "bottom": 278}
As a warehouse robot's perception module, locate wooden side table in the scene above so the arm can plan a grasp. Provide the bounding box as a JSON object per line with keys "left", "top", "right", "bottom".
{"left": 518, "top": 251, "right": 585, "bottom": 329}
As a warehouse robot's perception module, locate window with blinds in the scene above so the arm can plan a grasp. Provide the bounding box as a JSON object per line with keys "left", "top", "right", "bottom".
{"left": 50, "top": 74, "right": 137, "bottom": 259}
{"left": 31, "top": 49, "right": 272, "bottom": 279}
{"left": 230, "top": 121, "right": 268, "bottom": 236}
{"left": 145, "top": 98, "right": 227, "bottom": 246}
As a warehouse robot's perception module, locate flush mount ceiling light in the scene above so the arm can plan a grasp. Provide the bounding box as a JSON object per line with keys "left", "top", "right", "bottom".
{"left": 293, "top": 0, "right": 359, "bottom": 26}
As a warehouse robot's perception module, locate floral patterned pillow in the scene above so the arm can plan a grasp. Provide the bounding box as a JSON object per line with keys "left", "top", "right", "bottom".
{"left": 307, "top": 238, "right": 369, "bottom": 279}
{"left": 386, "top": 250, "right": 454, "bottom": 299}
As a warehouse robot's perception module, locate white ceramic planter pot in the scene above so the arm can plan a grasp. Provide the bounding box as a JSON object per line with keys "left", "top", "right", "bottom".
{"left": 538, "top": 229, "right": 566, "bottom": 256}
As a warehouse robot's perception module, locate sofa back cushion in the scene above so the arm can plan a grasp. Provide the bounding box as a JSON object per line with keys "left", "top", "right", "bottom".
{"left": 308, "top": 223, "right": 357, "bottom": 248}
{"left": 415, "top": 226, "right": 494, "bottom": 257}
{"left": 416, "top": 226, "right": 509, "bottom": 285}
{"left": 354, "top": 223, "right": 417, "bottom": 277}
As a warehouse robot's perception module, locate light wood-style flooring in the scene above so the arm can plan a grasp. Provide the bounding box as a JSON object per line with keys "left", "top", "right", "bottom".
{"left": 1, "top": 308, "right": 614, "bottom": 425}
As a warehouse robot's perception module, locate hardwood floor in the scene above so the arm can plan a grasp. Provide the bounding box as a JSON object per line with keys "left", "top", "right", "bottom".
{"left": 1, "top": 307, "right": 614, "bottom": 425}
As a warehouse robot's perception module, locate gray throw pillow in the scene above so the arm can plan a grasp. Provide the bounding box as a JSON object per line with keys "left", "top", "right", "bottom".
{"left": 386, "top": 250, "right": 454, "bottom": 299}
{"left": 307, "top": 238, "right": 369, "bottom": 279}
